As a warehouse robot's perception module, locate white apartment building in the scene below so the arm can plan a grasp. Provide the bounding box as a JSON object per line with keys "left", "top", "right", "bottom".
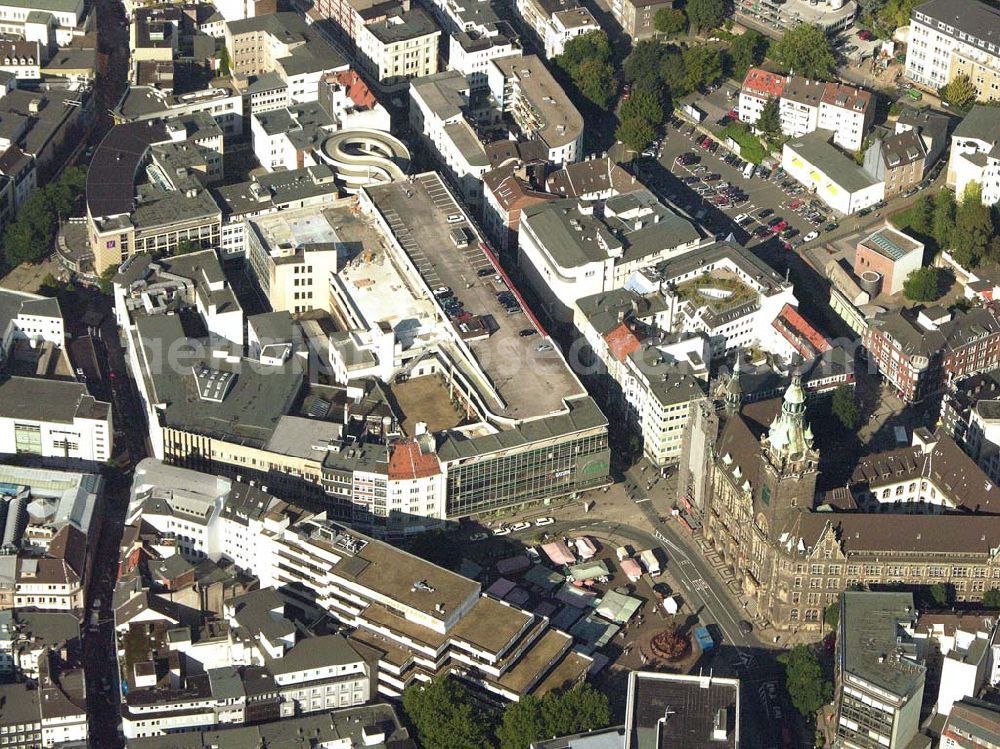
{"left": 449, "top": 27, "right": 519, "bottom": 93}
{"left": 513, "top": 0, "right": 598, "bottom": 58}
{"left": 912, "top": 613, "right": 997, "bottom": 718}
{"left": 488, "top": 55, "right": 583, "bottom": 165}
{"left": 517, "top": 190, "right": 702, "bottom": 321}
{"left": 250, "top": 103, "right": 337, "bottom": 172}
{"left": 906, "top": 0, "right": 1000, "bottom": 102}
{"left": 947, "top": 105, "right": 1000, "bottom": 206}
{"left": 0, "top": 288, "right": 63, "bottom": 369}
{"left": 0, "top": 0, "right": 86, "bottom": 46}
{"left": 409, "top": 71, "right": 489, "bottom": 204}
{"left": 0, "top": 377, "right": 112, "bottom": 465}
{"left": 738, "top": 67, "right": 786, "bottom": 125}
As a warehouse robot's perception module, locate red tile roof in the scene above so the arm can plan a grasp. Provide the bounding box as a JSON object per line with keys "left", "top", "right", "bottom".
{"left": 603, "top": 323, "right": 641, "bottom": 363}
{"left": 773, "top": 303, "right": 830, "bottom": 359}
{"left": 387, "top": 440, "right": 441, "bottom": 480}
{"left": 742, "top": 68, "right": 786, "bottom": 99}
{"left": 333, "top": 70, "right": 377, "bottom": 110}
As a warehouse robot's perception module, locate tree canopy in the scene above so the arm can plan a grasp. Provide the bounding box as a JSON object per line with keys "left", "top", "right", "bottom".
{"left": 401, "top": 677, "right": 494, "bottom": 749}
{"left": 620, "top": 84, "right": 665, "bottom": 127}
{"left": 1, "top": 166, "right": 87, "bottom": 269}
{"left": 770, "top": 24, "right": 837, "bottom": 80}
{"left": 778, "top": 645, "right": 832, "bottom": 719}
{"left": 654, "top": 7, "right": 687, "bottom": 35}
{"left": 685, "top": 0, "right": 726, "bottom": 32}
{"left": 942, "top": 74, "right": 976, "bottom": 109}
{"left": 617, "top": 117, "right": 656, "bottom": 153}
{"left": 682, "top": 45, "right": 724, "bottom": 93}
{"left": 830, "top": 385, "right": 859, "bottom": 430}
{"left": 756, "top": 98, "right": 781, "bottom": 140}
{"left": 728, "top": 29, "right": 768, "bottom": 78}
{"left": 951, "top": 183, "right": 996, "bottom": 268}
{"left": 556, "top": 31, "right": 618, "bottom": 111}
{"left": 903, "top": 266, "right": 943, "bottom": 302}
{"left": 498, "top": 685, "right": 610, "bottom": 749}
{"left": 984, "top": 589, "right": 1000, "bottom": 609}
{"left": 932, "top": 189, "right": 956, "bottom": 251}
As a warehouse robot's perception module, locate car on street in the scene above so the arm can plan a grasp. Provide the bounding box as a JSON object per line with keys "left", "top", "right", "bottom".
{"left": 518, "top": 328, "right": 537, "bottom": 337}
{"left": 492, "top": 526, "right": 511, "bottom": 536}
{"left": 804, "top": 230, "right": 819, "bottom": 242}
{"left": 534, "top": 517, "right": 555, "bottom": 526}
{"left": 825, "top": 223, "right": 839, "bottom": 232}
{"left": 738, "top": 620, "right": 754, "bottom": 635}
{"left": 510, "top": 521, "right": 532, "bottom": 532}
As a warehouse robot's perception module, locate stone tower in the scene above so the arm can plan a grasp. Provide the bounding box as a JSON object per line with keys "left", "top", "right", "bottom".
{"left": 756, "top": 374, "right": 819, "bottom": 536}
{"left": 724, "top": 352, "right": 743, "bottom": 415}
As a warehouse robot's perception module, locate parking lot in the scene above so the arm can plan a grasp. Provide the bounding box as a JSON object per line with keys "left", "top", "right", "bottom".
{"left": 643, "top": 118, "right": 843, "bottom": 253}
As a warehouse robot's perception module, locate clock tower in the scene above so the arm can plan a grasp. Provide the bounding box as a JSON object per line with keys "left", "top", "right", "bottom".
{"left": 756, "top": 375, "right": 819, "bottom": 536}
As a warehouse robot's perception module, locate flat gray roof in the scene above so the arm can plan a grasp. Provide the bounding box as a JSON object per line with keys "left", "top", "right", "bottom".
{"left": 839, "top": 591, "right": 925, "bottom": 699}
{"left": 492, "top": 55, "right": 583, "bottom": 150}
{"left": 365, "top": 173, "right": 588, "bottom": 421}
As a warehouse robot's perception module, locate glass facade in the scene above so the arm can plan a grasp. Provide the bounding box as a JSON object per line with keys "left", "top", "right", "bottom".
{"left": 446, "top": 431, "right": 609, "bottom": 517}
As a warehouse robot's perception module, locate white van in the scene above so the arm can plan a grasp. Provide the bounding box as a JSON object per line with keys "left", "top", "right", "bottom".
{"left": 742, "top": 162, "right": 756, "bottom": 180}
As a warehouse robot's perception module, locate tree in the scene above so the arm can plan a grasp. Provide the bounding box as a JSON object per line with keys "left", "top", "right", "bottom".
{"left": 952, "top": 183, "right": 994, "bottom": 267}
{"left": 218, "top": 45, "right": 231, "bottom": 77}
{"left": 682, "top": 45, "right": 723, "bottom": 92}
{"left": 659, "top": 48, "right": 690, "bottom": 98}
{"left": 654, "top": 7, "right": 686, "bottom": 35}
{"left": 942, "top": 74, "right": 976, "bottom": 109}
{"left": 824, "top": 600, "right": 840, "bottom": 630}
{"left": 778, "top": 645, "right": 833, "bottom": 719}
{"left": 756, "top": 98, "right": 781, "bottom": 140}
{"left": 557, "top": 30, "right": 612, "bottom": 71}
{"left": 932, "top": 189, "right": 956, "bottom": 249}
{"left": 1, "top": 167, "right": 87, "bottom": 268}
{"left": 617, "top": 117, "right": 656, "bottom": 153}
{"left": 620, "top": 84, "right": 664, "bottom": 127}
{"left": 927, "top": 582, "right": 952, "bottom": 608}
{"left": 497, "top": 696, "right": 545, "bottom": 749}
{"left": 903, "top": 266, "right": 943, "bottom": 301}
{"left": 174, "top": 239, "right": 203, "bottom": 255}
{"left": 685, "top": 0, "right": 726, "bottom": 33}
{"left": 728, "top": 29, "right": 768, "bottom": 78}
{"left": 830, "top": 385, "right": 859, "bottom": 430}
{"left": 624, "top": 40, "right": 666, "bottom": 84}
{"left": 573, "top": 57, "right": 618, "bottom": 110}
{"left": 539, "top": 684, "right": 611, "bottom": 740}
{"left": 771, "top": 24, "right": 837, "bottom": 80}
{"left": 906, "top": 194, "right": 933, "bottom": 237}
{"left": 401, "top": 677, "right": 494, "bottom": 749}
{"left": 97, "top": 264, "right": 118, "bottom": 296}
{"left": 984, "top": 589, "right": 1000, "bottom": 609}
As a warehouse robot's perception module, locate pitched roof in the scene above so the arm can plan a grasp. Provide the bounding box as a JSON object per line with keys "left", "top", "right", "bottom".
{"left": 603, "top": 323, "right": 641, "bottom": 362}
{"left": 387, "top": 440, "right": 441, "bottom": 480}
{"left": 742, "top": 67, "right": 786, "bottom": 98}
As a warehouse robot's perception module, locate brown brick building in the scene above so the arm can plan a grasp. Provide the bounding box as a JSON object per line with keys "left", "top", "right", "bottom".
{"left": 702, "top": 374, "right": 1000, "bottom": 632}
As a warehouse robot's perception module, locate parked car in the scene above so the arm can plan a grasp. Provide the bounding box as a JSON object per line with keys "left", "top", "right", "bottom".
{"left": 534, "top": 517, "right": 555, "bottom": 526}
{"left": 704, "top": 173, "right": 721, "bottom": 182}
{"left": 771, "top": 220, "right": 788, "bottom": 232}
{"left": 803, "top": 230, "right": 819, "bottom": 241}
{"left": 492, "top": 526, "right": 511, "bottom": 536}
{"left": 433, "top": 286, "right": 452, "bottom": 298}
{"left": 476, "top": 267, "right": 493, "bottom": 277}
{"left": 781, "top": 227, "right": 799, "bottom": 239}
{"left": 734, "top": 213, "right": 749, "bottom": 223}
{"left": 758, "top": 208, "right": 773, "bottom": 218}
{"left": 536, "top": 343, "right": 553, "bottom": 352}
{"left": 469, "top": 532, "right": 489, "bottom": 541}
{"left": 767, "top": 216, "right": 783, "bottom": 227}
{"left": 825, "top": 222, "right": 839, "bottom": 232}
{"left": 518, "top": 328, "right": 537, "bottom": 337}
{"left": 510, "top": 522, "right": 532, "bottom": 532}
{"left": 754, "top": 225, "right": 771, "bottom": 238}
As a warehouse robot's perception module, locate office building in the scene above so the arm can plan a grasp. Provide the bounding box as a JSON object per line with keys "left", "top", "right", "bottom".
{"left": 517, "top": 189, "right": 702, "bottom": 321}
{"left": 835, "top": 592, "right": 925, "bottom": 749}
